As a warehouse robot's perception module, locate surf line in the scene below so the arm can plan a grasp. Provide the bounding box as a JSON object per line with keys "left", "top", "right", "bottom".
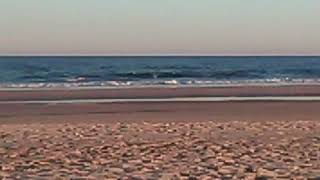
{"left": 2, "top": 96, "right": 320, "bottom": 104}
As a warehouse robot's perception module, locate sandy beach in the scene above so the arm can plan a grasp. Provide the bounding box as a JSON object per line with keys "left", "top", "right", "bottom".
{"left": 2, "top": 0, "right": 320, "bottom": 178}
{"left": 0, "top": 86, "right": 320, "bottom": 179}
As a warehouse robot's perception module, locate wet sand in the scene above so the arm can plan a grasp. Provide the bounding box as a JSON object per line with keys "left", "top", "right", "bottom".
{"left": 0, "top": 86, "right": 320, "bottom": 179}
{"left": 1, "top": 85, "right": 320, "bottom": 101}
{"left": 0, "top": 101, "right": 320, "bottom": 124}
{"left": 1, "top": 85, "right": 320, "bottom": 124}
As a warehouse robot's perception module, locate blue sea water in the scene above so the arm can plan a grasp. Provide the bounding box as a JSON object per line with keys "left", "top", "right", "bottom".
{"left": 0, "top": 56, "right": 320, "bottom": 89}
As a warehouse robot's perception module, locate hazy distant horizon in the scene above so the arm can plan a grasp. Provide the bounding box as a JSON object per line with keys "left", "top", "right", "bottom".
{"left": 1, "top": 1, "right": 320, "bottom": 55}
{"left": 0, "top": 54, "right": 320, "bottom": 58}
{"left": 1, "top": 54, "right": 320, "bottom": 57}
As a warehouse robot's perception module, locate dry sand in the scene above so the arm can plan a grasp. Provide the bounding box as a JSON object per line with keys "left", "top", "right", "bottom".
{"left": 0, "top": 121, "right": 319, "bottom": 179}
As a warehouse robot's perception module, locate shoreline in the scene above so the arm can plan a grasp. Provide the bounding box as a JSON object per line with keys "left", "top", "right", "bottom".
{"left": 3, "top": 96, "right": 320, "bottom": 104}
{"left": 2, "top": 85, "right": 320, "bottom": 102}
{"left": 1, "top": 83, "right": 320, "bottom": 91}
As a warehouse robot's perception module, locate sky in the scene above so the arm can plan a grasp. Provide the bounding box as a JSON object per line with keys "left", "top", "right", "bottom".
{"left": 0, "top": 0, "right": 320, "bottom": 56}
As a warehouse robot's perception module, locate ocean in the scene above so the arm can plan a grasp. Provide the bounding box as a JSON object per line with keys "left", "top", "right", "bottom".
{"left": 0, "top": 56, "right": 320, "bottom": 89}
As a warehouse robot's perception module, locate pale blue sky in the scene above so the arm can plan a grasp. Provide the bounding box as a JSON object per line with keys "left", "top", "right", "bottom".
{"left": 0, "top": 0, "right": 319, "bottom": 55}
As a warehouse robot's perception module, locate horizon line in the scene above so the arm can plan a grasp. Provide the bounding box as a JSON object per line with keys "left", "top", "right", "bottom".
{"left": 1, "top": 53, "right": 320, "bottom": 57}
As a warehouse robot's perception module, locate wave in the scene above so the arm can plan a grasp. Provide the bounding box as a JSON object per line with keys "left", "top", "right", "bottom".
{"left": 1, "top": 78, "right": 320, "bottom": 89}
{"left": 114, "top": 71, "right": 195, "bottom": 79}
{"left": 20, "top": 75, "right": 46, "bottom": 80}
{"left": 282, "top": 69, "right": 320, "bottom": 77}
{"left": 113, "top": 69, "right": 267, "bottom": 79}
{"left": 16, "top": 69, "right": 320, "bottom": 82}
{"left": 209, "top": 69, "right": 266, "bottom": 79}
{"left": 22, "top": 65, "right": 50, "bottom": 73}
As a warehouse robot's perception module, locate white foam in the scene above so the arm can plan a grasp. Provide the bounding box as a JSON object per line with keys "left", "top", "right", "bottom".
{"left": 1, "top": 96, "right": 320, "bottom": 104}
{"left": 1, "top": 78, "right": 320, "bottom": 91}
{"left": 162, "top": 80, "right": 179, "bottom": 85}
